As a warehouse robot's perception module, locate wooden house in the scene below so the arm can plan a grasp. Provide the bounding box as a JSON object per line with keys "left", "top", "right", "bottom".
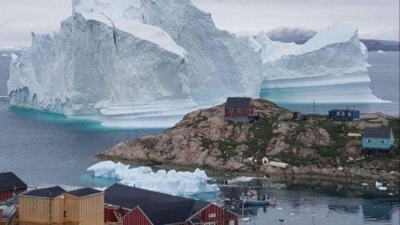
{"left": 0, "top": 172, "right": 27, "bottom": 202}
{"left": 292, "top": 111, "right": 302, "bottom": 120}
{"left": 224, "top": 97, "right": 255, "bottom": 123}
{"left": 328, "top": 109, "right": 360, "bottom": 121}
{"left": 63, "top": 187, "right": 104, "bottom": 225}
{"left": 19, "top": 186, "right": 104, "bottom": 225}
{"left": 104, "top": 184, "right": 238, "bottom": 225}
{"left": 19, "top": 186, "right": 67, "bottom": 225}
{"left": 362, "top": 127, "right": 396, "bottom": 154}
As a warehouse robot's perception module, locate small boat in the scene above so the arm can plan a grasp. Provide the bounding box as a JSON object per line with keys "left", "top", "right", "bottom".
{"left": 240, "top": 194, "right": 276, "bottom": 207}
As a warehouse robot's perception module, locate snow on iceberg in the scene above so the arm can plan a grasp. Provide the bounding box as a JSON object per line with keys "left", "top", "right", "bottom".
{"left": 8, "top": 0, "right": 384, "bottom": 127}
{"left": 252, "top": 24, "right": 384, "bottom": 103}
{"left": 87, "top": 161, "right": 220, "bottom": 196}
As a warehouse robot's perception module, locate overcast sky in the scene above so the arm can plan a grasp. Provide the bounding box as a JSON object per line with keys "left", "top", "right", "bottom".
{"left": 0, "top": 0, "right": 399, "bottom": 47}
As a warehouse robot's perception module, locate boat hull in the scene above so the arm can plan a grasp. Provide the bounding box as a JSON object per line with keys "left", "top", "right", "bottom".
{"left": 241, "top": 200, "right": 270, "bottom": 207}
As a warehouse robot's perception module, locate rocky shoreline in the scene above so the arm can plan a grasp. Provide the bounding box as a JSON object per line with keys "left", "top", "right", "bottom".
{"left": 98, "top": 99, "right": 400, "bottom": 186}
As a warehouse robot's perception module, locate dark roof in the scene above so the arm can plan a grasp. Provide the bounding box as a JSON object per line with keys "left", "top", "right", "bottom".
{"left": 363, "top": 127, "right": 392, "bottom": 139}
{"left": 225, "top": 97, "right": 252, "bottom": 108}
{"left": 67, "top": 187, "right": 102, "bottom": 197}
{"left": 105, "top": 184, "right": 210, "bottom": 225}
{"left": 22, "top": 186, "right": 66, "bottom": 198}
{"left": 190, "top": 217, "right": 202, "bottom": 224}
{"left": 0, "top": 172, "right": 27, "bottom": 192}
{"left": 329, "top": 109, "right": 359, "bottom": 112}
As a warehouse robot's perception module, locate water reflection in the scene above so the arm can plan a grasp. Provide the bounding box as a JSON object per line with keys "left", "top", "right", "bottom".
{"left": 218, "top": 179, "right": 399, "bottom": 225}
{"left": 362, "top": 199, "right": 394, "bottom": 223}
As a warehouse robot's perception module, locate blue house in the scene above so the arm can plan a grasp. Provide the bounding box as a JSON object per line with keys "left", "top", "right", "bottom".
{"left": 362, "top": 127, "right": 395, "bottom": 151}
{"left": 329, "top": 109, "right": 360, "bottom": 121}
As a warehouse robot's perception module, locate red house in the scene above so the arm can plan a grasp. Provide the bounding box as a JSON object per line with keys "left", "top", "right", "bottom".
{"left": 104, "top": 184, "right": 238, "bottom": 225}
{"left": 224, "top": 97, "right": 255, "bottom": 123}
{"left": 0, "top": 172, "right": 27, "bottom": 201}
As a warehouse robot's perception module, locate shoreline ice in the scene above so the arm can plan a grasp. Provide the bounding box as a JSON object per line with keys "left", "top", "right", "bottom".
{"left": 87, "top": 161, "right": 220, "bottom": 197}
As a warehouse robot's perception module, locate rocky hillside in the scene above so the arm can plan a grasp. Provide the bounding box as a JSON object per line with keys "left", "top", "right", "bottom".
{"left": 100, "top": 99, "right": 400, "bottom": 184}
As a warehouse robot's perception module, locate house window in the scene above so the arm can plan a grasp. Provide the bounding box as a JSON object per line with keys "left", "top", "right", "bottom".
{"left": 237, "top": 109, "right": 241, "bottom": 113}
{"left": 204, "top": 223, "right": 216, "bottom": 225}
{"left": 341, "top": 111, "right": 345, "bottom": 116}
{"left": 348, "top": 112, "right": 352, "bottom": 116}
{"left": 228, "top": 108, "right": 233, "bottom": 112}
{"left": 336, "top": 111, "right": 340, "bottom": 116}
{"left": 229, "top": 220, "right": 235, "bottom": 225}
{"left": 209, "top": 213, "right": 216, "bottom": 218}
{"left": 381, "top": 139, "right": 385, "bottom": 144}
{"left": 367, "top": 139, "right": 371, "bottom": 143}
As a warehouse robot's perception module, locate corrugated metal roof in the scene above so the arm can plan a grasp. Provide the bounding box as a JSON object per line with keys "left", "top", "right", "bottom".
{"left": 225, "top": 97, "right": 252, "bottom": 108}
{"left": 363, "top": 127, "right": 392, "bottom": 138}
{"left": 105, "top": 184, "right": 209, "bottom": 225}
{"left": 0, "top": 172, "right": 27, "bottom": 192}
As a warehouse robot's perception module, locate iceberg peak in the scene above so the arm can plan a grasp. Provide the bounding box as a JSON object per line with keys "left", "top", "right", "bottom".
{"left": 7, "top": 0, "right": 383, "bottom": 127}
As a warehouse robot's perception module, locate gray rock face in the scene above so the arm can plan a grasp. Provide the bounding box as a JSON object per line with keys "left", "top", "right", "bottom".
{"left": 102, "top": 100, "right": 399, "bottom": 185}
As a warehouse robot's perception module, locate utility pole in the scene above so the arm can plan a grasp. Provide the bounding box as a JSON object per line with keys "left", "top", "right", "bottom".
{"left": 311, "top": 100, "right": 315, "bottom": 124}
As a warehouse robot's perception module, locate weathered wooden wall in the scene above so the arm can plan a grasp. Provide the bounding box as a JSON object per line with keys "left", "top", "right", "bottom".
{"left": 79, "top": 193, "right": 104, "bottom": 225}
{"left": 19, "top": 195, "right": 65, "bottom": 225}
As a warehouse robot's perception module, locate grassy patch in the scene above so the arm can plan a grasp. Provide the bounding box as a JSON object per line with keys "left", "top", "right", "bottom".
{"left": 277, "top": 152, "right": 320, "bottom": 166}
{"left": 201, "top": 140, "right": 214, "bottom": 149}
{"left": 312, "top": 145, "right": 341, "bottom": 158}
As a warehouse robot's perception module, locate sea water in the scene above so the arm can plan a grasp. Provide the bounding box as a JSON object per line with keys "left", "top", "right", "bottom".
{"left": 260, "top": 52, "right": 400, "bottom": 117}
{"left": 0, "top": 51, "right": 399, "bottom": 224}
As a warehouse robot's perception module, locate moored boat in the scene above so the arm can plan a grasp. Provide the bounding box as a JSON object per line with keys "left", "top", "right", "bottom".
{"left": 240, "top": 194, "right": 276, "bottom": 207}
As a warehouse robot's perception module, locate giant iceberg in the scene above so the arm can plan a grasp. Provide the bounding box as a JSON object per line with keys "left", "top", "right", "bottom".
{"left": 87, "top": 161, "right": 220, "bottom": 196}
{"left": 8, "top": 0, "right": 382, "bottom": 127}
{"left": 251, "top": 24, "right": 382, "bottom": 103}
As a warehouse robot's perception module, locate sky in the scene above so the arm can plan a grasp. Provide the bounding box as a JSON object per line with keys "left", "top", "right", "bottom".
{"left": 0, "top": 0, "right": 399, "bottom": 47}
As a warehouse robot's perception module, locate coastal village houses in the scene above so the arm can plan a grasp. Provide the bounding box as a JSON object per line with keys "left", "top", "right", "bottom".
{"left": 1, "top": 173, "right": 238, "bottom": 225}
{"left": 18, "top": 186, "right": 104, "bottom": 225}
{"left": 0, "top": 172, "right": 27, "bottom": 202}
{"left": 328, "top": 109, "right": 360, "bottom": 121}
{"left": 224, "top": 97, "right": 255, "bottom": 123}
{"left": 104, "top": 184, "right": 238, "bottom": 225}
{"left": 362, "top": 127, "right": 396, "bottom": 155}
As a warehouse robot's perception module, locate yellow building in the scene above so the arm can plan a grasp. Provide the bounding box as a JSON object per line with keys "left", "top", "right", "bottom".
{"left": 19, "top": 186, "right": 104, "bottom": 225}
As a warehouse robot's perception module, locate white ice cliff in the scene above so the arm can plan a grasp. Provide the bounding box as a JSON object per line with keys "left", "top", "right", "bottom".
{"left": 87, "top": 161, "right": 220, "bottom": 196}
{"left": 250, "top": 24, "right": 382, "bottom": 103}
{"left": 8, "top": 0, "right": 383, "bottom": 127}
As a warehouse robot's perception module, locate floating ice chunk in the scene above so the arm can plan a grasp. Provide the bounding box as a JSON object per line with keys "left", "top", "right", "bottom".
{"left": 228, "top": 176, "right": 256, "bottom": 183}
{"left": 87, "top": 161, "right": 117, "bottom": 177}
{"left": 361, "top": 183, "right": 368, "bottom": 186}
{"left": 1, "top": 54, "right": 7, "bottom": 57}
{"left": 375, "top": 181, "right": 383, "bottom": 188}
{"left": 378, "top": 186, "right": 387, "bottom": 191}
{"left": 377, "top": 50, "right": 385, "bottom": 53}
{"left": 87, "top": 161, "right": 219, "bottom": 196}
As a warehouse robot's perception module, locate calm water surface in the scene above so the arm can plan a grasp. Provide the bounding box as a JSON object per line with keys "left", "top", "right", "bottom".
{"left": 0, "top": 51, "right": 399, "bottom": 224}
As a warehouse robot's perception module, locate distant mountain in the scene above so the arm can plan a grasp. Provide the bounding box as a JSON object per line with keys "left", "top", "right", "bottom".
{"left": 360, "top": 39, "right": 400, "bottom": 52}
{"left": 266, "top": 27, "right": 400, "bottom": 51}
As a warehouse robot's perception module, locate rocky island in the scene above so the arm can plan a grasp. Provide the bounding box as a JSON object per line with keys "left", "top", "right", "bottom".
{"left": 99, "top": 99, "right": 400, "bottom": 186}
